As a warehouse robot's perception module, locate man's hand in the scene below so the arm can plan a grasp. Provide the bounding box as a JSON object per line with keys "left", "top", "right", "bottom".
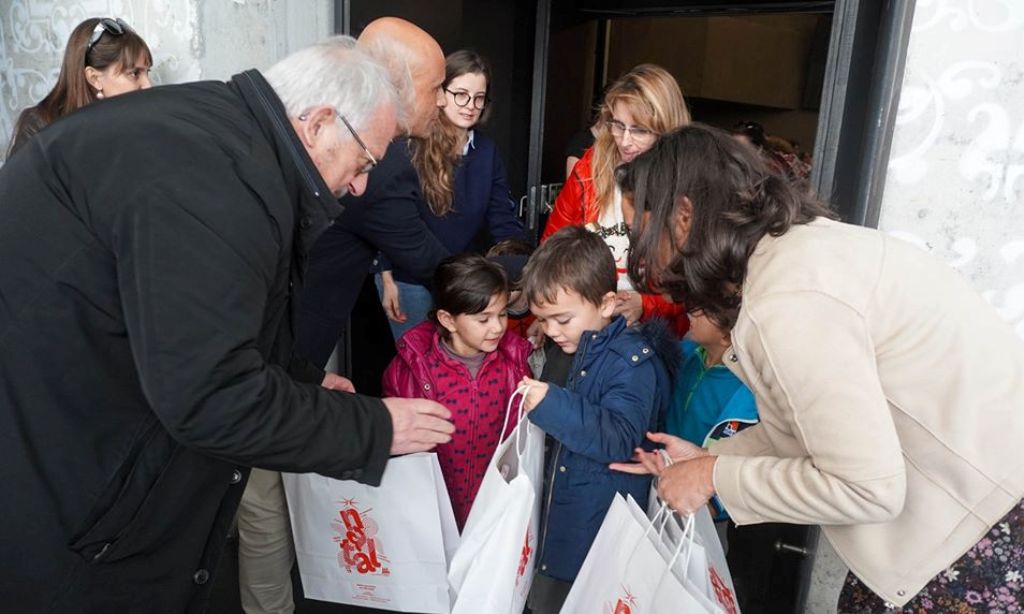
{"left": 321, "top": 372, "right": 355, "bottom": 393}
{"left": 382, "top": 397, "right": 454, "bottom": 455}
{"left": 518, "top": 376, "right": 549, "bottom": 412}
{"left": 613, "top": 291, "right": 643, "bottom": 326}
{"left": 380, "top": 271, "right": 407, "bottom": 323}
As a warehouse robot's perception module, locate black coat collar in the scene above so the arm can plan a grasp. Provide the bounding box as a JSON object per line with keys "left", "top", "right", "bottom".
{"left": 228, "top": 69, "right": 342, "bottom": 255}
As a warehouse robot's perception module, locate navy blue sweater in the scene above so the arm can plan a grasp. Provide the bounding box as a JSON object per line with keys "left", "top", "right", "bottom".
{"left": 383, "top": 132, "right": 527, "bottom": 283}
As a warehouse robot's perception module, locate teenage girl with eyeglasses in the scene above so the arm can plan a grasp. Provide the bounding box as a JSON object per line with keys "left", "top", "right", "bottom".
{"left": 377, "top": 50, "right": 529, "bottom": 340}
{"left": 7, "top": 17, "right": 152, "bottom": 158}
{"left": 542, "top": 64, "right": 691, "bottom": 336}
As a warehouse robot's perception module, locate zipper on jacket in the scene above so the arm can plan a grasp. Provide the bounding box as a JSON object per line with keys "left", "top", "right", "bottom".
{"left": 242, "top": 72, "right": 323, "bottom": 198}
{"left": 536, "top": 332, "right": 593, "bottom": 570}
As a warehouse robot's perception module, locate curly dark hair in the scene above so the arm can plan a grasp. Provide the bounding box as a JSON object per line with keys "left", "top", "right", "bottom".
{"left": 621, "top": 123, "right": 836, "bottom": 329}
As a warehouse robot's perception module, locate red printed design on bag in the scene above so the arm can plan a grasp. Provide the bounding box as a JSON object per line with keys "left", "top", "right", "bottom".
{"left": 605, "top": 587, "right": 636, "bottom": 614}
{"left": 515, "top": 528, "right": 533, "bottom": 586}
{"left": 709, "top": 566, "right": 738, "bottom": 614}
{"left": 331, "top": 498, "right": 390, "bottom": 576}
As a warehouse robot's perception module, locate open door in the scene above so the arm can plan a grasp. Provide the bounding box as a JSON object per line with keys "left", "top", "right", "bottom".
{"left": 522, "top": 1, "right": 915, "bottom": 611}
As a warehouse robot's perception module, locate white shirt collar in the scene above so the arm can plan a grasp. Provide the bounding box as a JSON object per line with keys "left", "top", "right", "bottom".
{"left": 462, "top": 129, "right": 476, "bottom": 156}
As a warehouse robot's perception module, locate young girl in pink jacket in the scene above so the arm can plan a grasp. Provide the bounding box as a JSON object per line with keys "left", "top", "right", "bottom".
{"left": 382, "top": 253, "right": 532, "bottom": 529}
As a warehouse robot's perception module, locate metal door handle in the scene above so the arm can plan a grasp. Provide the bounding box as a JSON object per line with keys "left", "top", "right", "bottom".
{"left": 774, "top": 539, "right": 810, "bottom": 557}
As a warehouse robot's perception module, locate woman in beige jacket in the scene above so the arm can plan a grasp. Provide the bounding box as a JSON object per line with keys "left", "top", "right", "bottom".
{"left": 615, "top": 124, "right": 1024, "bottom": 612}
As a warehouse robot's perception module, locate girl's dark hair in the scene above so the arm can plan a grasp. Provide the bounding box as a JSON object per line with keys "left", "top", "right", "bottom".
{"left": 430, "top": 253, "right": 510, "bottom": 337}
{"left": 622, "top": 123, "right": 836, "bottom": 329}
{"left": 410, "top": 49, "right": 492, "bottom": 217}
{"left": 8, "top": 18, "right": 152, "bottom": 156}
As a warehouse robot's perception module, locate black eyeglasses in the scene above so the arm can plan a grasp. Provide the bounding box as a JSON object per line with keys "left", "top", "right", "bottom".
{"left": 445, "top": 88, "right": 489, "bottom": 110}
{"left": 297, "top": 110, "right": 379, "bottom": 175}
{"left": 336, "top": 113, "right": 378, "bottom": 175}
{"left": 86, "top": 18, "right": 132, "bottom": 53}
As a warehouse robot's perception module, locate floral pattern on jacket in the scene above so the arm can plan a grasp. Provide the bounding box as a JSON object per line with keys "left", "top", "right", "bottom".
{"left": 381, "top": 320, "right": 532, "bottom": 530}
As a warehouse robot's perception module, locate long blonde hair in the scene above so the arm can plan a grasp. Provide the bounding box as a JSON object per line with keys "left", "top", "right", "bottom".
{"left": 591, "top": 64, "right": 690, "bottom": 215}
{"left": 410, "top": 50, "right": 492, "bottom": 216}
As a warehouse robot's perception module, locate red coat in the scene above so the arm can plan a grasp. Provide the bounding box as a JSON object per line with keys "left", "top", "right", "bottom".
{"left": 381, "top": 321, "right": 532, "bottom": 529}
{"left": 543, "top": 148, "right": 689, "bottom": 336}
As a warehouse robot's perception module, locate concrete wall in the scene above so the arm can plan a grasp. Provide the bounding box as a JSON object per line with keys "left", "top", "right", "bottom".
{"left": 0, "top": 0, "right": 332, "bottom": 161}
{"left": 805, "top": 1, "right": 1024, "bottom": 612}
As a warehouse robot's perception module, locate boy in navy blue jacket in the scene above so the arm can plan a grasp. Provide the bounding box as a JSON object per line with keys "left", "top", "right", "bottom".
{"left": 519, "top": 225, "right": 675, "bottom": 613}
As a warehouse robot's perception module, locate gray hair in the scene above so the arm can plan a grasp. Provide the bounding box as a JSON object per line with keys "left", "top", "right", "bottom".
{"left": 356, "top": 34, "right": 416, "bottom": 133}
{"left": 264, "top": 36, "right": 398, "bottom": 138}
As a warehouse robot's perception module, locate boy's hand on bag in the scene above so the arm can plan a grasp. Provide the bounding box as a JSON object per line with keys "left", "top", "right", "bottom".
{"left": 321, "top": 372, "right": 356, "bottom": 393}
{"left": 519, "top": 377, "right": 549, "bottom": 412}
{"left": 383, "top": 398, "right": 455, "bottom": 455}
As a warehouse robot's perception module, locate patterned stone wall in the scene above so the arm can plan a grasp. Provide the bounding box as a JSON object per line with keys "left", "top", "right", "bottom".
{"left": 0, "top": 0, "right": 332, "bottom": 161}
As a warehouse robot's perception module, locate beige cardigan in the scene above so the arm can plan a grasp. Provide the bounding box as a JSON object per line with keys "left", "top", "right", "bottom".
{"left": 711, "top": 217, "right": 1024, "bottom": 606}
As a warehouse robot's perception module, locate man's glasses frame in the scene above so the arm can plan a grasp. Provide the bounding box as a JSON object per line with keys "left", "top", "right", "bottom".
{"left": 86, "top": 18, "right": 131, "bottom": 53}
{"left": 444, "top": 88, "right": 489, "bottom": 110}
{"left": 336, "top": 113, "right": 378, "bottom": 175}
{"left": 296, "top": 110, "right": 379, "bottom": 175}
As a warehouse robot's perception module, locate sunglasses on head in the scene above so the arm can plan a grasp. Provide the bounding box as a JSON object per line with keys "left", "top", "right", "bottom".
{"left": 86, "top": 18, "right": 132, "bottom": 53}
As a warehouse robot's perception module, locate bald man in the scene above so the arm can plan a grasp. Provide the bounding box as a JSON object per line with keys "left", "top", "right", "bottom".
{"left": 238, "top": 19, "right": 452, "bottom": 614}
{"left": 357, "top": 16, "right": 447, "bottom": 137}
{"left": 295, "top": 19, "right": 455, "bottom": 368}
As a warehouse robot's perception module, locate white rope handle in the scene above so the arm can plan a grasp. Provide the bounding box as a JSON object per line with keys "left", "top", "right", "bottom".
{"left": 652, "top": 510, "right": 697, "bottom": 599}
{"left": 499, "top": 384, "right": 533, "bottom": 461}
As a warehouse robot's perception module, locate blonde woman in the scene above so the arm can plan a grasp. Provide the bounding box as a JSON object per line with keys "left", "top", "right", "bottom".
{"left": 542, "top": 64, "right": 689, "bottom": 330}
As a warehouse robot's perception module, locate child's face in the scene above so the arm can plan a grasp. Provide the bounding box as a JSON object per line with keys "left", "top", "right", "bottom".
{"left": 440, "top": 292, "right": 509, "bottom": 357}
{"left": 530, "top": 287, "right": 616, "bottom": 354}
{"left": 686, "top": 310, "right": 730, "bottom": 348}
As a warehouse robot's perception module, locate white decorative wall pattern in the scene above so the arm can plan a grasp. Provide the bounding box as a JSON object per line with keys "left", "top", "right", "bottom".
{"left": 879, "top": 0, "right": 1024, "bottom": 339}
{"left": 0, "top": 0, "right": 201, "bottom": 157}
{"left": 0, "top": 0, "right": 332, "bottom": 162}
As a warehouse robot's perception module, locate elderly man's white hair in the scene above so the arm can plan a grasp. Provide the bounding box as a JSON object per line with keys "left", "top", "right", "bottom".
{"left": 264, "top": 36, "right": 398, "bottom": 137}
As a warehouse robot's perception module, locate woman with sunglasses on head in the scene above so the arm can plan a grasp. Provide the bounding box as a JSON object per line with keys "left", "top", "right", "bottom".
{"left": 542, "top": 64, "right": 691, "bottom": 334}
{"left": 7, "top": 17, "right": 152, "bottom": 157}
{"left": 377, "top": 49, "right": 528, "bottom": 340}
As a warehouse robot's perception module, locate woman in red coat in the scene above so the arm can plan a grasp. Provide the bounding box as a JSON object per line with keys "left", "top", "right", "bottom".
{"left": 543, "top": 64, "right": 690, "bottom": 334}
{"left": 382, "top": 254, "right": 532, "bottom": 529}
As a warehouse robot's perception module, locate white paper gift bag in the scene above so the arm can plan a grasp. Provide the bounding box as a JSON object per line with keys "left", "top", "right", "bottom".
{"left": 560, "top": 493, "right": 714, "bottom": 613}
{"left": 448, "top": 386, "right": 544, "bottom": 614}
{"left": 646, "top": 484, "right": 740, "bottom": 614}
{"left": 282, "top": 452, "right": 458, "bottom": 613}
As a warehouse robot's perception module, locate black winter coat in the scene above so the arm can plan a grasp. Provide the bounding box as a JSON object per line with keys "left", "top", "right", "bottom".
{"left": 0, "top": 71, "right": 392, "bottom": 613}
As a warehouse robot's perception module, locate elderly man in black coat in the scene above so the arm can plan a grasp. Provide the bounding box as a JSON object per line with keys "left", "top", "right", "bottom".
{"left": 0, "top": 37, "right": 453, "bottom": 613}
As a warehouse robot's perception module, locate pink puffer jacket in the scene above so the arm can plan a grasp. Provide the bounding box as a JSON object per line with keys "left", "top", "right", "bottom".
{"left": 382, "top": 321, "right": 532, "bottom": 530}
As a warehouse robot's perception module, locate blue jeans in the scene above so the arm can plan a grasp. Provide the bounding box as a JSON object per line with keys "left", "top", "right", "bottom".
{"left": 374, "top": 275, "right": 433, "bottom": 341}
